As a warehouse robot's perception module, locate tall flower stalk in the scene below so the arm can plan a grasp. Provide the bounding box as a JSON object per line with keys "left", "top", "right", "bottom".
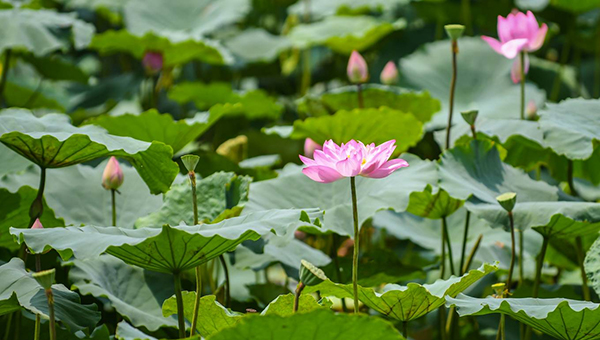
{"left": 182, "top": 154, "right": 202, "bottom": 336}
{"left": 444, "top": 24, "right": 465, "bottom": 150}
{"left": 31, "top": 218, "right": 44, "bottom": 340}
{"left": 347, "top": 51, "right": 368, "bottom": 109}
{"left": 32, "top": 269, "right": 56, "bottom": 340}
{"left": 495, "top": 192, "right": 517, "bottom": 340}
{"left": 102, "top": 157, "right": 124, "bottom": 226}
{"left": 299, "top": 139, "right": 409, "bottom": 313}
{"left": 482, "top": 11, "right": 547, "bottom": 120}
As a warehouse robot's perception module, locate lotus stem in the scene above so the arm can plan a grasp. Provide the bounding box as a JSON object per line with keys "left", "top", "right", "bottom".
{"left": 442, "top": 217, "right": 455, "bottom": 276}
{"left": 293, "top": 282, "right": 305, "bottom": 313}
{"left": 357, "top": 84, "right": 364, "bottom": 109}
{"left": 330, "top": 234, "right": 348, "bottom": 312}
{"left": 532, "top": 235, "right": 548, "bottom": 298}
{"left": 34, "top": 315, "right": 40, "bottom": 340}
{"left": 188, "top": 169, "right": 202, "bottom": 335}
{"left": 3, "top": 312, "right": 13, "bottom": 340}
{"left": 440, "top": 220, "right": 447, "bottom": 279}
{"left": 506, "top": 211, "right": 516, "bottom": 291}
{"left": 470, "top": 124, "right": 477, "bottom": 139}
{"left": 576, "top": 236, "right": 591, "bottom": 301}
{"left": 459, "top": 211, "right": 471, "bottom": 275}
{"left": 520, "top": 51, "right": 526, "bottom": 120}
{"left": 462, "top": 234, "right": 483, "bottom": 274}
{"left": 567, "top": 159, "right": 579, "bottom": 197}
{"left": 0, "top": 49, "right": 12, "bottom": 108}
{"left": 111, "top": 189, "right": 117, "bottom": 226}
{"left": 461, "top": 0, "right": 472, "bottom": 35}
{"left": 44, "top": 288, "right": 56, "bottom": 340}
{"left": 300, "top": 0, "right": 311, "bottom": 96}
{"left": 173, "top": 272, "right": 186, "bottom": 339}
{"left": 21, "top": 166, "right": 47, "bottom": 260}
{"left": 446, "top": 39, "right": 458, "bottom": 149}
{"left": 350, "top": 176, "right": 360, "bottom": 313}
{"left": 518, "top": 229, "right": 524, "bottom": 286}
{"left": 219, "top": 255, "right": 231, "bottom": 307}
{"left": 402, "top": 321, "right": 408, "bottom": 339}
{"left": 550, "top": 38, "right": 570, "bottom": 102}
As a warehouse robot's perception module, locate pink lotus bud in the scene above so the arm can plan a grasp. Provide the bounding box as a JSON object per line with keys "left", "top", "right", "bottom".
{"left": 510, "top": 53, "right": 529, "bottom": 84}
{"left": 303, "top": 138, "right": 322, "bottom": 158}
{"left": 31, "top": 218, "right": 44, "bottom": 229}
{"left": 102, "top": 156, "right": 124, "bottom": 190}
{"left": 380, "top": 61, "right": 399, "bottom": 85}
{"left": 142, "top": 51, "right": 163, "bottom": 74}
{"left": 526, "top": 100, "right": 537, "bottom": 119}
{"left": 294, "top": 230, "right": 307, "bottom": 240}
{"left": 347, "top": 50, "right": 368, "bottom": 84}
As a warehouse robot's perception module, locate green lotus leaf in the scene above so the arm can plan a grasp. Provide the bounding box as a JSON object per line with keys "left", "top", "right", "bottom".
{"left": 20, "top": 54, "right": 89, "bottom": 83}
{"left": 90, "top": 30, "right": 230, "bottom": 66}
{"left": 297, "top": 85, "right": 440, "bottom": 123}
{"left": 261, "top": 293, "right": 326, "bottom": 317}
{"left": 224, "top": 28, "right": 292, "bottom": 63}
{"left": 0, "top": 143, "right": 31, "bottom": 176}
{"left": 291, "top": 107, "right": 423, "bottom": 153}
{"left": 0, "top": 160, "right": 162, "bottom": 229}
{"left": 86, "top": 110, "right": 222, "bottom": 154}
{"left": 168, "top": 82, "right": 283, "bottom": 119}
{"left": 0, "top": 258, "right": 100, "bottom": 332}
{"left": 288, "top": 15, "right": 405, "bottom": 54}
{"left": 162, "top": 293, "right": 242, "bottom": 336}
{"left": 400, "top": 37, "right": 545, "bottom": 129}
{"left": 0, "top": 8, "right": 95, "bottom": 55}
{"left": 10, "top": 208, "right": 322, "bottom": 273}
{"left": 407, "top": 185, "right": 464, "bottom": 219}
{"left": 244, "top": 155, "right": 436, "bottom": 235}
{"left": 287, "top": 0, "right": 408, "bottom": 19}
{"left": 0, "top": 109, "right": 178, "bottom": 194}
{"left": 204, "top": 309, "right": 405, "bottom": 340}
{"left": 584, "top": 235, "right": 600, "bottom": 297}
{"left": 550, "top": 0, "right": 600, "bottom": 13}
{"left": 446, "top": 294, "right": 600, "bottom": 340}
{"left": 115, "top": 320, "right": 201, "bottom": 340}
{"left": 304, "top": 263, "right": 497, "bottom": 321}
{"left": 134, "top": 172, "right": 251, "bottom": 229}
{"left": 69, "top": 255, "right": 177, "bottom": 331}
{"left": 5, "top": 76, "right": 69, "bottom": 111}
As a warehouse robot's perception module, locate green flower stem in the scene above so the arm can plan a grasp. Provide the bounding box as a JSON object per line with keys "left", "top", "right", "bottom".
{"left": 3, "top": 312, "right": 13, "bottom": 340}
{"left": 0, "top": 49, "right": 12, "bottom": 108}
{"left": 293, "top": 282, "right": 305, "bottom": 313}
{"left": 520, "top": 51, "right": 525, "bottom": 120}
{"left": 518, "top": 229, "right": 524, "bottom": 286}
{"left": 299, "top": 0, "right": 311, "bottom": 96}
{"left": 459, "top": 211, "right": 471, "bottom": 275}
{"left": 470, "top": 124, "right": 477, "bottom": 139}
{"left": 442, "top": 216, "right": 455, "bottom": 276}
{"left": 357, "top": 84, "right": 364, "bottom": 109}
{"left": 524, "top": 235, "right": 549, "bottom": 340}
{"left": 445, "top": 39, "right": 458, "bottom": 149}
{"left": 44, "top": 288, "right": 56, "bottom": 340}
{"left": 350, "top": 176, "right": 360, "bottom": 313}
{"left": 462, "top": 234, "right": 483, "bottom": 274}
{"left": 34, "top": 315, "right": 40, "bottom": 340}
{"left": 21, "top": 166, "right": 47, "bottom": 260}
{"left": 575, "top": 236, "right": 591, "bottom": 301}
{"left": 402, "top": 321, "right": 408, "bottom": 339}
{"left": 440, "top": 220, "right": 447, "bottom": 279}
{"left": 189, "top": 171, "right": 201, "bottom": 335}
{"left": 329, "top": 234, "right": 348, "bottom": 313}
{"left": 506, "top": 211, "right": 516, "bottom": 291}
{"left": 173, "top": 272, "right": 186, "bottom": 339}
{"left": 218, "top": 255, "right": 231, "bottom": 307}
{"left": 111, "top": 189, "right": 117, "bottom": 226}
{"left": 567, "top": 159, "right": 579, "bottom": 197}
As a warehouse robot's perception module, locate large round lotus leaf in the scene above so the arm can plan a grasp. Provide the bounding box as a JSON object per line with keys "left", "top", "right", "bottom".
{"left": 0, "top": 8, "right": 95, "bottom": 55}
{"left": 447, "top": 294, "right": 600, "bottom": 340}
{"left": 400, "top": 37, "right": 546, "bottom": 129}
{"left": 288, "top": 15, "right": 405, "bottom": 54}
{"left": 224, "top": 28, "right": 292, "bottom": 63}
{"left": 584, "top": 235, "right": 600, "bottom": 297}
{"left": 244, "top": 155, "right": 436, "bottom": 236}
{"left": 0, "top": 109, "right": 178, "bottom": 194}
{"left": 288, "top": 0, "right": 408, "bottom": 19}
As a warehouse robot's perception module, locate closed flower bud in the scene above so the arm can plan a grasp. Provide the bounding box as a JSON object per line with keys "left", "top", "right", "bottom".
{"left": 31, "top": 218, "right": 44, "bottom": 229}
{"left": 347, "top": 50, "right": 368, "bottom": 84}
{"left": 142, "top": 51, "right": 164, "bottom": 74}
{"left": 102, "top": 157, "right": 124, "bottom": 190}
{"left": 526, "top": 100, "right": 537, "bottom": 119}
{"left": 380, "top": 61, "right": 399, "bottom": 85}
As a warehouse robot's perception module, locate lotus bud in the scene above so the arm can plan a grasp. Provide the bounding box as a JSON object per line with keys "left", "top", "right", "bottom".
{"left": 299, "top": 260, "right": 328, "bottom": 286}
{"left": 142, "top": 51, "right": 164, "bottom": 74}
{"left": 304, "top": 138, "right": 322, "bottom": 158}
{"left": 31, "top": 218, "right": 44, "bottom": 229}
{"left": 181, "top": 154, "right": 200, "bottom": 174}
{"left": 444, "top": 24, "right": 465, "bottom": 41}
{"left": 102, "top": 157, "right": 124, "bottom": 190}
{"left": 461, "top": 110, "right": 478, "bottom": 126}
{"left": 380, "top": 61, "right": 399, "bottom": 85}
{"left": 33, "top": 268, "right": 55, "bottom": 290}
{"left": 526, "top": 100, "right": 537, "bottom": 119}
{"left": 347, "top": 50, "right": 368, "bottom": 84}
{"left": 496, "top": 192, "right": 517, "bottom": 212}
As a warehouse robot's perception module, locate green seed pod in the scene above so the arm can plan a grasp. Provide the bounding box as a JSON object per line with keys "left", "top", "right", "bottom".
{"left": 299, "top": 260, "right": 328, "bottom": 286}
{"left": 33, "top": 268, "right": 56, "bottom": 290}
{"left": 461, "top": 110, "right": 478, "bottom": 126}
{"left": 496, "top": 192, "right": 517, "bottom": 212}
{"left": 181, "top": 154, "right": 200, "bottom": 173}
{"left": 444, "top": 24, "right": 465, "bottom": 40}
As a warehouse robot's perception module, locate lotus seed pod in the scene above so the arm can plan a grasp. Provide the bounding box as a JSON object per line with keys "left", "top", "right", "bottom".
{"left": 299, "top": 260, "right": 328, "bottom": 286}
{"left": 444, "top": 24, "right": 465, "bottom": 40}
{"left": 181, "top": 154, "right": 200, "bottom": 173}
{"left": 461, "top": 110, "right": 478, "bottom": 126}
{"left": 496, "top": 192, "right": 517, "bottom": 212}
{"left": 33, "top": 268, "right": 56, "bottom": 290}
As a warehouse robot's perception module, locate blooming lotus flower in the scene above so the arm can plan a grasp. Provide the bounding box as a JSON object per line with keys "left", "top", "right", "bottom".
{"left": 510, "top": 54, "right": 529, "bottom": 83}
{"left": 304, "top": 138, "right": 322, "bottom": 158}
{"left": 380, "top": 61, "right": 399, "bottom": 85}
{"left": 31, "top": 218, "right": 43, "bottom": 229}
{"left": 347, "top": 50, "right": 368, "bottom": 84}
{"left": 142, "top": 51, "right": 164, "bottom": 74}
{"left": 481, "top": 11, "right": 547, "bottom": 59}
{"left": 102, "top": 156, "right": 124, "bottom": 190}
{"left": 299, "top": 139, "right": 408, "bottom": 183}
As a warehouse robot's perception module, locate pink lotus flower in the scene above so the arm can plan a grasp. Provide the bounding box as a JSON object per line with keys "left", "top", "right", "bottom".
{"left": 299, "top": 139, "right": 408, "bottom": 183}
{"left": 142, "top": 51, "right": 164, "bottom": 74}
{"left": 304, "top": 138, "right": 322, "bottom": 158}
{"left": 31, "top": 218, "right": 44, "bottom": 229}
{"left": 347, "top": 50, "right": 368, "bottom": 84}
{"left": 481, "top": 11, "right": 547, "bottom": 59}
{"left": 380, "top": 61, "right": 399, "bottom": 85}
{"left": 102, "top": 156, "right": 124, "bottom": 190}
{"left": 510, "top": 54, "right": 529, "bottom": 83}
